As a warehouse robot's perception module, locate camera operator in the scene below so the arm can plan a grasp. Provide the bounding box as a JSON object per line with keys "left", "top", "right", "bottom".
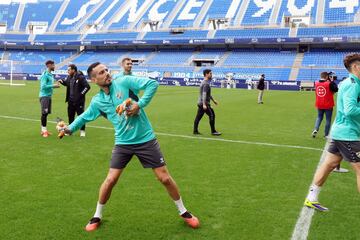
{"left": 312, "top": 72, "right": 338, "bottom": 138}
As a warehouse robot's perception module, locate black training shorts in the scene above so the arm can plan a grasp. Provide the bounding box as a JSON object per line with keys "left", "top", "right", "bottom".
{"left": 327, "top": 139, "right": 360, "bottom": 163}
{"left": 110, "top": 139, "right": 166, "bottom": 169}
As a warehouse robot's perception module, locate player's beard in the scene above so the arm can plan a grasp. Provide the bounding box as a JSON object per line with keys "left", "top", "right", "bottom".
{"left": 101, "top": 75, "right": 112, "bottom": 87}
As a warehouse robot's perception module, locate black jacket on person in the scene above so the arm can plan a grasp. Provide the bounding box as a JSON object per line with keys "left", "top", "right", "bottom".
{"left": 257, "top": 77, "right": 265, "bottom": 90}
{"left": 60, "top": 71, "right": 90, "bottom": 104}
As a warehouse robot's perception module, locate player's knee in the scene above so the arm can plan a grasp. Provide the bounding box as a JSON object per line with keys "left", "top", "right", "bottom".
{"left": 105, "top": 176, "right": 118, "bottom": 187}
{"left": 326, "top": 161, "right": 338, "bottom": 170}
{"left": 158, "top": 175, "right": 172, "bottom": 185}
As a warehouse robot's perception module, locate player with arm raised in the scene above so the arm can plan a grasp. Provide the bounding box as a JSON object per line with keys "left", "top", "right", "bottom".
{"left": 58, "top": 62, "right": 199, "bottom": 231}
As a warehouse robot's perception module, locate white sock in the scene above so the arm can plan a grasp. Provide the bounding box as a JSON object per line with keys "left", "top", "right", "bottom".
{"left": 307, "top": 184, "right": 321, "bottom": 202}
{"left": 174, "top": 197, "right": 187, "bottom": 215}
{"left": 94, "top": 202, "right": 104, "bottom": 219}
{"left": 41, "top": 126, "right": 47, "bottom": 132}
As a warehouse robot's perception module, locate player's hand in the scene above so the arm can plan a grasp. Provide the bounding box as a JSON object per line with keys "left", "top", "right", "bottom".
{"left": 56, "top": 121, "right": 69, "bottom": 139}
{"left": 53, "top": 82, "right": 60, "bottom": 88}
{"left": 203, "top": 104, "right": 207, "bottom": 110}
{"left": 116, "top": 98, "right": 132, "bottom": 115}
{"left": 126, "top": 102, "right": 140, "bottom": 116}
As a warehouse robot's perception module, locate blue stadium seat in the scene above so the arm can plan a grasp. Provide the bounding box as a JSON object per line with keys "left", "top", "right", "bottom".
{"left": 215, "top": 29, "right": 289, "bottom": 38}
{"left": 137, "top": 0, "right": 178, "bottom": 28}
{"left": 324, "top": 1, "right": 360, "bottom": 24}
{"left": 170, "top": 0, "right": 204, "bottom": 28}
{"left": 147, "top": 50, "right": 193, "bottom": 65}
{"left": 35, "top": 34, "right": 80, "bottom": 42}
{"left": 298, "top": 26, "right": 360, "bottom": 37}
{"left": 20, "top": 1, "right": 62, "bottom": 30}
{"left": 84, "top": 32, "right": 138, "bottom": 41}
{"left": 201, "top": 0, "right": 238, "bottom": 26}
{"left": 195, "top": 49, "right": 225, "bottom": 60}
{"left": 224, "top": 49, "right": 296, "bottom": 67}
{"left": 296, "top": 68, "right": 348, "bottom": 82}
{"left": 0, "top": 3, "right": 19, "bottom": 31}
{"left": 83, "top": 0, "right": 115, "bottom": 25}
{"left": 302, "top": 49, "right": 354, "bottom": 67}
{"left": 56, "top": 0, "right": 99, "bottom": 31}
{"left": 242, "top": 0, "right": 272, "bottom": 26}
{"left": 72, "top": 50, "right": 128, "bottom": 66}
{"left": 276, "top": 0, "right": 317, "bottom": 24}
{"left": 7, "top": 50, "right": 74, "bottom": 64}
{"left": 0, "top": 34, "right": 29, "bottom": 41}
{"left": 108, "top": 0, "right": 146, "bottom": 30}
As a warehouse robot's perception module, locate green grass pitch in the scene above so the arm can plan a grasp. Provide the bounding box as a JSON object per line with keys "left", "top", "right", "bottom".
{"left": 0, "top": 81, "right": 359, "bottom": 240}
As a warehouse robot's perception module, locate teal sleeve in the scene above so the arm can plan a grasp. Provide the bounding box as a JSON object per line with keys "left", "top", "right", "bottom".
{"left": 40, "top": 75, "right": 53, "bottom": 90}
{"left": 343, "top": 84, "right": 360, "bottom": 117}
{"left": 68, "top": 100, "right": 101, "bottom": 133}
{"left": 122, "top": 76, "right": 159, "bottom": 108}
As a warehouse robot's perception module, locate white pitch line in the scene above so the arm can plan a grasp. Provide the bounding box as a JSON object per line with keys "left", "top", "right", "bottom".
{"left": 0, "top": 114, "right": 323, "bottom": 152}
{"left": 291, "top": 141, "right": 329, "bottom": 240}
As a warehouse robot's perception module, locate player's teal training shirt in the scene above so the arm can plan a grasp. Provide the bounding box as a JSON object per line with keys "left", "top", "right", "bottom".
{"left": 69, "top": 75, "right": 158, "bottom": 145}
{"left": 113, "top": 71, "right": 140, "bottom": 96}
{"left": 331, "top": 73, "right": 360, "bottom": 141}
{"left": 39, "top": 70, "right": 55, "bottom": 97}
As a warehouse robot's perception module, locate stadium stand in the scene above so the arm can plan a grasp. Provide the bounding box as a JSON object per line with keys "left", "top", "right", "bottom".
{"left": 0, "top": 2, "right": 19, "bottom": 31}
{"left": 144, "top": 30, "right": 208, "bottom": 40}
{"left": 34, "top": 34, "right": 80, "bottom": 42}
{"left": 0, "top": 0, "right": 359, "bottom": 84}
{"left": 7, "top": 50, "right": 74, "bottom": 64}
{"left": 20, "top": 1, "right": 62, "bottom": 31}
{"left": 215, "top": 29, "right": 289, "bottom": 38}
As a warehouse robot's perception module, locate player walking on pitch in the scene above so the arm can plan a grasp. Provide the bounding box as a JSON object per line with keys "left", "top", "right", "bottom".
{"left": 257, "top": 74, "right": 265, "bottom": 104}
{"left": 304, "top": 53, "right": 360, "bottom": 211}
{"left": 58, "top": 62, "right": 199, "bottom": 231}
{"left": 193, "top": 69, "right": 221, "bottom": 136}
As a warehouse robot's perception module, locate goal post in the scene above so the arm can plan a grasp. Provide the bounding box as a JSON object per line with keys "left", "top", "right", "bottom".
{"left": 0, "top": 60, "right": 26, "bottom": 86}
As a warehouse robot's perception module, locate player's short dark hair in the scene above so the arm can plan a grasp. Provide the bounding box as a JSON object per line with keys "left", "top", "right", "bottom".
{"left": 68, "top": 64, "right": 77, "bottom": 72}
{"left": 344, "top": 53, "right": 360, "bottom": 71}
{"left": 320, "top": 72, "right": 329, "bottom": 79}
{"left": 203, "top": 69, "right": 212, "bottom": 76}
{"left": 45, "top": 60, "right": 54, "bottom": 66}
{"left": 87, "top": 62, "right": 101, "bottom": 77}
{"left": 122, "top": 57, "right": 132, "bottom": 63}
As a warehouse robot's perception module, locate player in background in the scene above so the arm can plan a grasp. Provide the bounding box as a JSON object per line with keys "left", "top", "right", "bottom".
{"left": 304, "top": 53, "right": 360, "bottom": 211}
{"left": 58, "top": 62, "right": 200, "bottom": 231}
{"left": 193, "top": 69, "right": 221, "bottom": 136}
{"left": 39, "top": 60, "right": 60, "bottom": 137}
{"left": 257, "top": 74, "right": 265, "bottom": 104}
{"left": 114, "top": 57, "right": 139, "bottom": 101}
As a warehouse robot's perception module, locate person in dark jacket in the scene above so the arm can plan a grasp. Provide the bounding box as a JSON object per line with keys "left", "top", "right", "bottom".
{"left": 257, "top": 74, "right": 265, "bottom": 104}
{"left": 59, "top": 64, "right": 90, "bottom": 137}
